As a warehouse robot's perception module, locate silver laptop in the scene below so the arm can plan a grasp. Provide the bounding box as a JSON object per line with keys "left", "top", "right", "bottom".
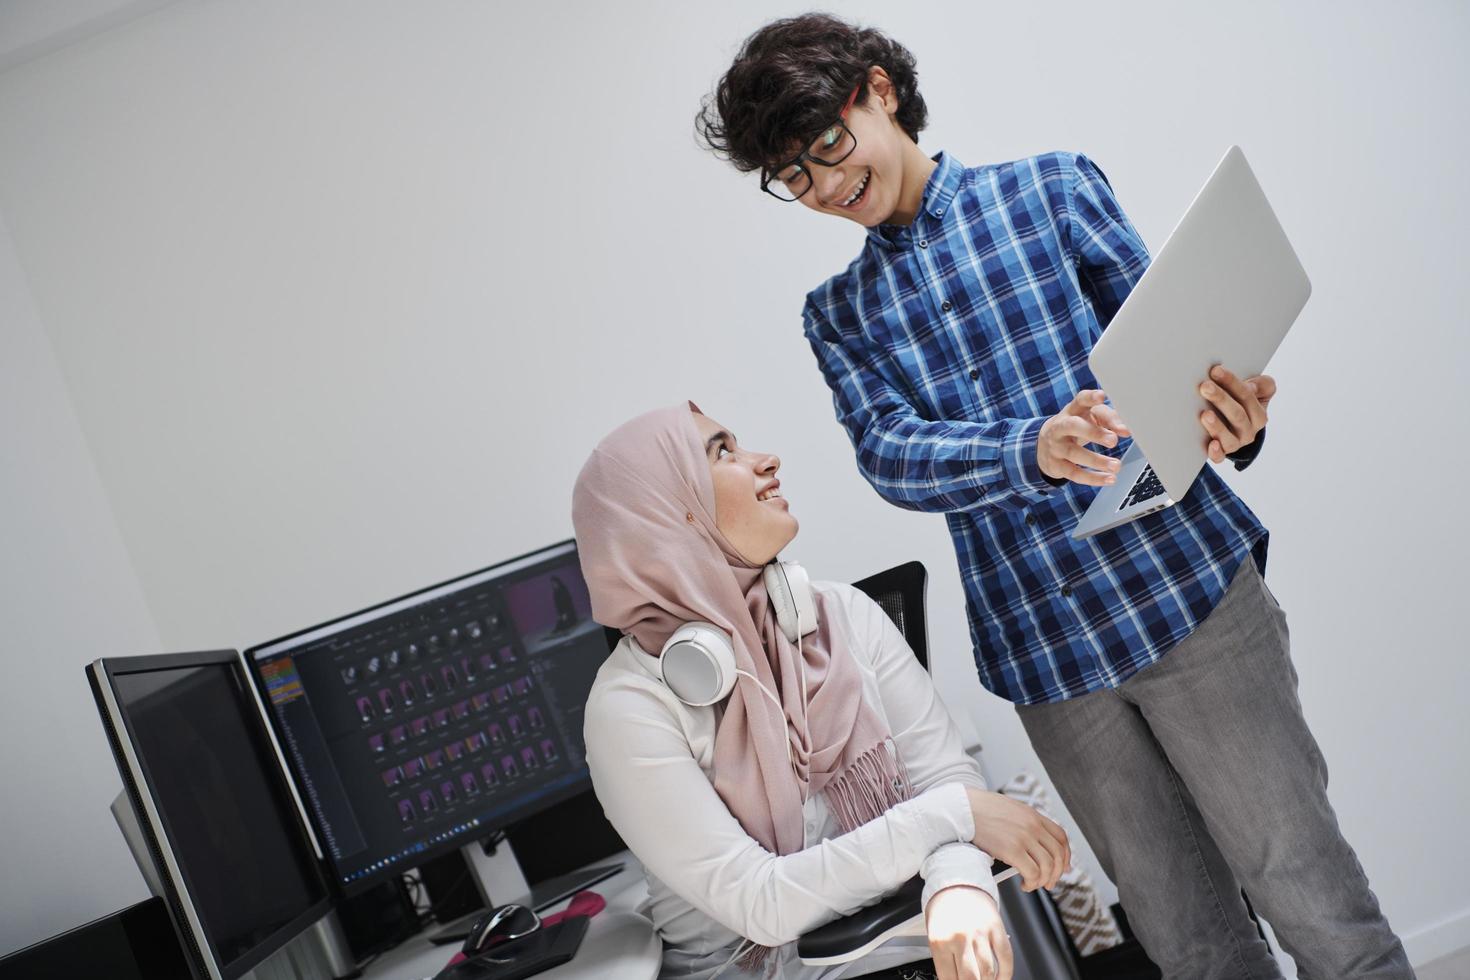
{"left": 1072, "top": 146, "right": 1311, "bottom": 540}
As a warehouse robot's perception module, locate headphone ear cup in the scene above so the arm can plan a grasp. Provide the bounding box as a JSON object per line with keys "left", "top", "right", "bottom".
{"left": 764, "top": 561, "right": 818, "bottom": 644}
{"left": 660, "top": 622, "right": 736, "bottom": 706}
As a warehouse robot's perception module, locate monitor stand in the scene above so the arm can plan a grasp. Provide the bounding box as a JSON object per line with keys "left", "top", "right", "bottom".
{"left": 425, "top": 837, "right": 624, "bottom": 946}
{"left": 462, "top": 833, "right": 531, "bottom": 908}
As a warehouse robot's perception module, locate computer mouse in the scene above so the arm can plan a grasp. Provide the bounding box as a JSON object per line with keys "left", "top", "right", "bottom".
{"left": 461, "top": 903, "right": 540, "bottom": 958}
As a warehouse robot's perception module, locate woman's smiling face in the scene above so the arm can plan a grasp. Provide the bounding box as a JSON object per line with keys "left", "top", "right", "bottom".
{"left": 692, "top": 411, "right": 798, "bottom": 565}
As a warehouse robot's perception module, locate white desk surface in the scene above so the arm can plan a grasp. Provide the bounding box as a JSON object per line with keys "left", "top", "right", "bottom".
{"left": 368, "top": 852, "right": 659, "bottom": 980}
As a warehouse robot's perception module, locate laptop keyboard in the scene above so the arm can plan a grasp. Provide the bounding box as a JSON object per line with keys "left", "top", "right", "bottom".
{"left": 1117, "top": 464, "right": 1167, "bottom": 512}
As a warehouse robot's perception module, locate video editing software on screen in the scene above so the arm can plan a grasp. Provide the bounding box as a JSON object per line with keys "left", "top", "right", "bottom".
{"left": 249, "top": 542, "right": 607, "bottom": 888}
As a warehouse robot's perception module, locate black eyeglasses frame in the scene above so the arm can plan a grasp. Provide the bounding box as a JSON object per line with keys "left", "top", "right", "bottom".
{"left": 759, "top": 86, "right": 862, "bottom": 203}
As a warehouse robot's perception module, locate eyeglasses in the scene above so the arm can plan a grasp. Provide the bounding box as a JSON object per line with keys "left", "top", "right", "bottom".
{"left": 760, "top": 86, "right": 860, "bottom": 203}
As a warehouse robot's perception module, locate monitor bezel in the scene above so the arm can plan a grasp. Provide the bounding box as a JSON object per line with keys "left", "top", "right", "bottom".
{"left": 243, "top": 538, "right": 603, "bottom": 895}
{"left": 88, "top": 649, "right": 336, "bottom": 980}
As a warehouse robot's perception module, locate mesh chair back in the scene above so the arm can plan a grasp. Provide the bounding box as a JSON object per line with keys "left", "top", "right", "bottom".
{"left": 850, "top": 561, "right": 929, "bottom": 672}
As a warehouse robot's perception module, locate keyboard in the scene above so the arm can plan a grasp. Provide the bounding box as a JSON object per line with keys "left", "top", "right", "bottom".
{"left": 1117, "top": 464, "right": 1167, "bottom": 512}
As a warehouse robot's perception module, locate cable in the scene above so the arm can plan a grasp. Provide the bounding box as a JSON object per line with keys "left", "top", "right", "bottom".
{"left": 707, "top": 938, "right": 755, "bottom": 980}
{"left": 418, "top": 869, "right": 474, "bottom": 925}
{"left": 408, "top": 829, "right": 509, "bottom": 926}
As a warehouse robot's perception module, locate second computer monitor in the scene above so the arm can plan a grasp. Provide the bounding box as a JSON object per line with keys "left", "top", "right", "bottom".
{"left": 245, "top": 539, "right": 609, "bottom": 892}
{"left": 87, "top": 650, "right": 334, "bottom": 980}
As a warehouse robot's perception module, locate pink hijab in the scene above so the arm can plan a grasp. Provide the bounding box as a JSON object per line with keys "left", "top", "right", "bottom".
{"left": 571, "top": 402, "right": 911, "bottom": 861}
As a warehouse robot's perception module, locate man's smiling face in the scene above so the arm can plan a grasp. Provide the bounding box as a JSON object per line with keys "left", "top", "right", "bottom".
{"left": 776, "top": 71, "right": 915, "bottom": 228}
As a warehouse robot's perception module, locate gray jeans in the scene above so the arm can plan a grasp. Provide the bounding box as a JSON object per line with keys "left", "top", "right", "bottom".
{"left": 1016, "top": 559, "right": 1413, "bottom": 979}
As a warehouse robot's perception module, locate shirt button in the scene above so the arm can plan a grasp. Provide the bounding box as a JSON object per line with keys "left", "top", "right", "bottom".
{"left": 1061, "top": 585, "right": 1073, "bottom": 598}
{"left": 1025, "top": 515, "right": 1036, "bottom": 526}
{"left": 918, "top": 239, "right": 928, "bottom": 248}
{"left": 941, "top": 301, "right": 953, "bottom": 312}
{"left": 933, "top": 208, "right": 944, "bottom": 217}
{"left": 969, "top": 369, "right": 980, "bottom": 381}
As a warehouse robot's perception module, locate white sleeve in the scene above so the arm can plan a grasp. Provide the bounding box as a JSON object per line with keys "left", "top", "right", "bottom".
{"left": 584, "top": 677, "right": 977, "bottom": 948}
{"left": 840, "top": 585, "right": 1000, "bottom": 908}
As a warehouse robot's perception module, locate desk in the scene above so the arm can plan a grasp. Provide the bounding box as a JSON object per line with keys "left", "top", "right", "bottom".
{"left": 367, "top": 852, "right": 660, "bottom": 980}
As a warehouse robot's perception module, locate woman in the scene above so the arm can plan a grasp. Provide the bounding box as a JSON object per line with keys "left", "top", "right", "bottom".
{"left": 573, "top": 403, "right": 1070, "bottom": 980}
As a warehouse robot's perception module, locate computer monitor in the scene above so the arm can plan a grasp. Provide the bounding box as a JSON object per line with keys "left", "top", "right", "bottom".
{"left": 244, "top": 539, "right": 611, "bottom": 894}
{"left": 87, "top": 650, "right": 335, "bottom": 980}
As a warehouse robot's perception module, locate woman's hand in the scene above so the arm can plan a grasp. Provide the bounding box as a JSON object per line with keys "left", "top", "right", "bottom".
{"left": 964, "top": 787, "right": 1071, "bottom": 892}
{"left": 925, "top": 885, "right": 1011, "bottom": 980}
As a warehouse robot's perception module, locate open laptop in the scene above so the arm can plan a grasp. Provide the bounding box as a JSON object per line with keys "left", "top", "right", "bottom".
{"left": 1072, "top": 145, "right": 1312, "bottom": 540}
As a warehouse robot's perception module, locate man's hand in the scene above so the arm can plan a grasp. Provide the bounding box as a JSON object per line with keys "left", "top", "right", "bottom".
{"left": 925, "top": 886, "right": 1012, "bottom": 980}
{"left": 1037, "top": 389, "right": 1131, "bottom": 486}
{"left": 964, "top": 787, "right": 1071, "bottom": 892}
{"left": 1199, "top": 366, "right": 1275, "bottom": 464}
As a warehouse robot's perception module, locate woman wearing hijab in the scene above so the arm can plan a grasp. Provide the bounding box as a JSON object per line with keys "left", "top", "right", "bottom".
{"left": 573, "top": 404, "right": 1070, "bottom": 980}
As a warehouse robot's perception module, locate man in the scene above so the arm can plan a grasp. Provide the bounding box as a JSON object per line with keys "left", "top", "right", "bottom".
{"left": 697, "top": 13, "right": 1412, "bottom": 979}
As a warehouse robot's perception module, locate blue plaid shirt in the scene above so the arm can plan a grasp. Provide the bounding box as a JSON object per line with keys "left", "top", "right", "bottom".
{"left": 803, "top": 151, "right": 1268, "bottom": 705}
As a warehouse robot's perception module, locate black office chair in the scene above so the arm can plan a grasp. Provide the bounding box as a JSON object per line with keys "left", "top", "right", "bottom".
{"left": 796, "top": 561, "right": 1083, "bottom": 980}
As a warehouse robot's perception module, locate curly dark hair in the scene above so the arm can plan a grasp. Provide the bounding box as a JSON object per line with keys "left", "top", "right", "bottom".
{"left": 696, "top": 13, "right": 927, "bottom": 175}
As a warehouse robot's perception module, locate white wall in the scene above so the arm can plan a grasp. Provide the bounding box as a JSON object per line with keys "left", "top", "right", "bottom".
{"left": 0, "top": 0, "right": 175, "bottom": 72}
{"left": 0, "top": 205, "right": 162, "bottom": 948}
{"left": 0, "top": 0, "right": 1465, "bottom": 967}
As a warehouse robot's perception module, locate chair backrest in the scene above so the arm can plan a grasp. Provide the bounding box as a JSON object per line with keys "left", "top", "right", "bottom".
{"left": 850, "top": 561, "right": 929, "bottom": 672}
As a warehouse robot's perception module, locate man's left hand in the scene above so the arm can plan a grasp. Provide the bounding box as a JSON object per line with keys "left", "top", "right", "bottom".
{"left": 1199, "top": 365, "right": 1275, "bottom": 464}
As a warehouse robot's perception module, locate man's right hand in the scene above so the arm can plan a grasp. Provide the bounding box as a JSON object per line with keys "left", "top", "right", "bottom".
{"left": 1037, "top": 389, "right": 1130, "bottom": 486}
{"left": 964, "top": 787, "right": 1071, "bottom": 892}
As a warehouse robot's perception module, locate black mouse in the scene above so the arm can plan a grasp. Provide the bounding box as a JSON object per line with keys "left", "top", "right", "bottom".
{"left": 461, "top": 903, "right": 540, "bottom": 959}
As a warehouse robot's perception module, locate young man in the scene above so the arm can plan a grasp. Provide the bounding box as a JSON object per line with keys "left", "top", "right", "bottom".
{"left": 698, "top": 14, "right": 1412, "bottom": 980}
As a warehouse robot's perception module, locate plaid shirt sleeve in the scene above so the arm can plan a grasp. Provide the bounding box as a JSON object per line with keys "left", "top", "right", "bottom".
{"left": 1228, "top": 428, "right": 1266, "bottom": 469}
{"left": 803, "top": 300, "right": 1056, "bottom": 514}
{"left": 1067, "top": 155, "right": 1151, "bottom": 328}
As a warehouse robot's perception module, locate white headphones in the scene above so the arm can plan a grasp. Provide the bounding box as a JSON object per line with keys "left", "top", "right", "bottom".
{"left": 658, "top": 560, "right": 818, "bottom": 709}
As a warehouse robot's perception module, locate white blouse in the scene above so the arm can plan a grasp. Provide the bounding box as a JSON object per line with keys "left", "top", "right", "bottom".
{"left": 583, "top": 581, "right": 997, "bottom": 977}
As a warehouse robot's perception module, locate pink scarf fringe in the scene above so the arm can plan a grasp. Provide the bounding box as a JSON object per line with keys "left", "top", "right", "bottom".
{"left": 824, "top": 738, "right": 914, "bottom": 835}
